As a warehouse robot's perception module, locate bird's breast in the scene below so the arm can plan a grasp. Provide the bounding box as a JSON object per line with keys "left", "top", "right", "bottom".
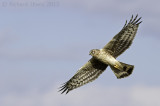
{"left": 94, "top": 49, "right": 118, "bottom": 66}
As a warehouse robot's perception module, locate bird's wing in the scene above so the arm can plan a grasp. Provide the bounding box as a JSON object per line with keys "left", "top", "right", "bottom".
{"left": 59, "top": 58, "right": 108, "bottom": 94}
{"left": 103, "top": 15, "right": 142, "bottom": 57}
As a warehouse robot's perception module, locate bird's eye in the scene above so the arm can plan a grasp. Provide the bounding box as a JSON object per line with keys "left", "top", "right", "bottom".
{"left": 92, "top": 51, "right": 95, "bottom": 54}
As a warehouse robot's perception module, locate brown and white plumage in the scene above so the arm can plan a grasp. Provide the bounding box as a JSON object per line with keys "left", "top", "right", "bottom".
{"left": 59, "top": 58, "right": 108, "bottom": 94}
{"left": 59, "top": 15, "right": 142, "bottom": 94}
{"left": 103, "top": 15, "right": 142, "bottom": 57}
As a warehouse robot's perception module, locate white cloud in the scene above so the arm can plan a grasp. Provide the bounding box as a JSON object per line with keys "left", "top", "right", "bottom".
{"left": 61, "top": 0, "right": 160, "bottom": 37}
{"left": 62, "top": 0, "right": 160, "bottom": 14}
{"left": 131, "top": 86, "right": 160, "bottom": 106}
{"left": 1, "top": 85, "right": 160, "bottom": 106}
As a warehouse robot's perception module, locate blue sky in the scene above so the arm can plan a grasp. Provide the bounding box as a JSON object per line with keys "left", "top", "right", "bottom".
{"left": 0, "top": 0, "right": 160, "bottom": 106}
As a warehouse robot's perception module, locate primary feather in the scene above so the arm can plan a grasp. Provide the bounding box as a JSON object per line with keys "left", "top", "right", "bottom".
{"left": 103, "top": 14, "right": 142, "bottom": 57}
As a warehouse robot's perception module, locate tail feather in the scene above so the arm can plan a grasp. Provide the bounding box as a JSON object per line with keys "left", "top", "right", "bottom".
{"left": 110, "top": 62, "right": 134, "bottom": 79}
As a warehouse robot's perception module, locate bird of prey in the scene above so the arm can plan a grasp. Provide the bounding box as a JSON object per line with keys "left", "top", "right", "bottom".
{"left": 59, "top": 15, "right": 142, "bottom": 94}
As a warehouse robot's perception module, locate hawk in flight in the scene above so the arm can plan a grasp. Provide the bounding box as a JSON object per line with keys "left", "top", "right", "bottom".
{"left": 59, "top": 15, "right": 142, "bottom": 94}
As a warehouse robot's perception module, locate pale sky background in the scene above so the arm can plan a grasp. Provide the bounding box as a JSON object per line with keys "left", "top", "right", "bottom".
{"left": 0, "top": 0, "right": 160, "bottom": 106}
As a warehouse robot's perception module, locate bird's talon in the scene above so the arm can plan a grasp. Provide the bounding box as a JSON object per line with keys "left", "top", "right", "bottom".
{"left": 114, "top": 65, "right": 119, "bottom": 69}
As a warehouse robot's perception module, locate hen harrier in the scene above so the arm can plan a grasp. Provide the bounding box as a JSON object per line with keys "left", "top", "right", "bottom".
{"left": 59, "top": 15, "right": 142, "bottom": 94}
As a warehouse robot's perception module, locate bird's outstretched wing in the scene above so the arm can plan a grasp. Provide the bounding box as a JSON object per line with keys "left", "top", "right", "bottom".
{"left": 59, "top": 58, "right": 108, "bottom": 94}
{"left": 103, "top": 15, "right": 142, "bottom": 57}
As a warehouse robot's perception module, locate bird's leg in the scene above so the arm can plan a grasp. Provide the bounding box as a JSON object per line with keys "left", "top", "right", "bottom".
{"left": 114, "top": 64, "right": 119, "bottom": 69}
{"left": 114, "top": 64, "right": 122, "bottom": 70}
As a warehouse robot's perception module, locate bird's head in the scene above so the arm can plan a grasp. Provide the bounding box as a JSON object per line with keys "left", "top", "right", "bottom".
{"left": 89, "top": 49, "right": 100, "bottom": 56}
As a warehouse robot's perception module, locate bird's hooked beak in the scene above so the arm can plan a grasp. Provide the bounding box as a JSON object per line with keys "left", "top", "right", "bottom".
{"left": 89, "top": 50, "right": 94, "bottom": 56}
{"left": 89, "top": 51, "right": 91, "bottom": 55}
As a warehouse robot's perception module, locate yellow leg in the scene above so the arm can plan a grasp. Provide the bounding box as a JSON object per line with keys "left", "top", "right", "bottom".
{"left": 114, "top": 64, "right": 121, "bottom": 70}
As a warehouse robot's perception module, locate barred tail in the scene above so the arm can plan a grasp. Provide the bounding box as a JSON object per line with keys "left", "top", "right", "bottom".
{"left": 110, "top": 62, "right": 134, "bottom": 79}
